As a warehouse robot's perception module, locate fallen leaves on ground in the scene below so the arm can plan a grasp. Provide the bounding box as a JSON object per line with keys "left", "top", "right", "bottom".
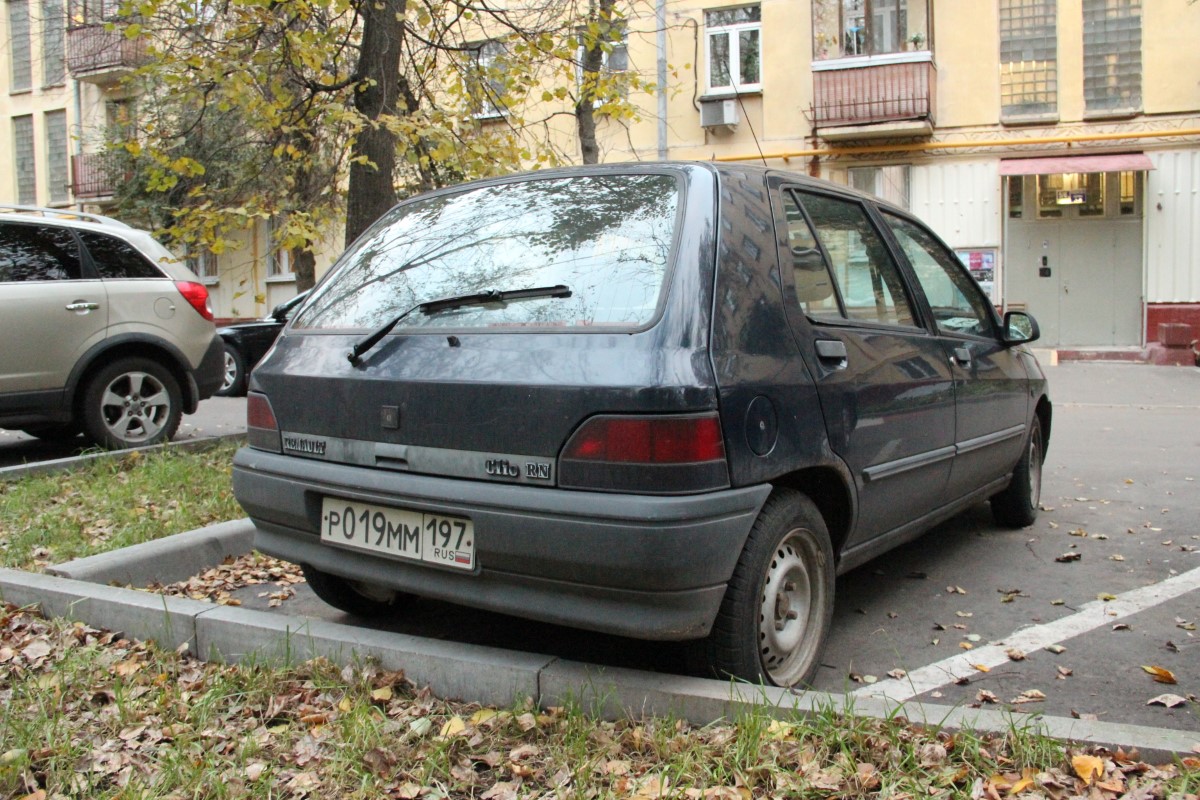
{"left": 0, "top": 603, "right": 1196, "bottom": 800}
{"left": 1141, "top": 665, "right": 1178, "bottom": 684}
{"left": 147, "top": 552, "right": 304, "bottom": 605}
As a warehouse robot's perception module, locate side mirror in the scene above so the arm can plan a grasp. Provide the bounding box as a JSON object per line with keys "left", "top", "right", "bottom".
{"left": 1003, "top": 310, "right": 1040, "bottom": 345}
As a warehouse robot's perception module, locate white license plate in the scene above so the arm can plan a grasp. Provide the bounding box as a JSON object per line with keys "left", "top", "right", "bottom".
{"left": 320, "top": 497, "right": 475, "bottom": 571}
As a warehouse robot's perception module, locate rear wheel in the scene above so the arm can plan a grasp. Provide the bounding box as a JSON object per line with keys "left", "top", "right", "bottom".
{"left": 692, "top": 489, "right": 835, "bottom": 687}
{"left": 301, "top": 564, "right": 409, "bottom": 618}
{"left": 80, "top": 357, "right": 182, "bottom": 449}
{"left": 215, "top": 342, "right": 246, "bottom": 397}
{"left": 990, "top": 416, "right": 1044, "bottom": 528}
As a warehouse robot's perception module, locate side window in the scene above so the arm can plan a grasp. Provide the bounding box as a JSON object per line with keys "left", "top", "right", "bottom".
{"left": 79, "top": 231, "right": 163, "bottom": 279}
{"left": 0, "top": 223, "right": 82, "bottom": 282}
{"left": 782, "top": 192, "right": 840, "bottom": 318}
{"left": 795, "top": 191, "right": 917, "bottom": 328}
{"left": 883, "top": 212, "right": 996, "bottom": 338}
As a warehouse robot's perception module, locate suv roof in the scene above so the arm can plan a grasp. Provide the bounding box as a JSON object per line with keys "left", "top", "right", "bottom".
{"left": 0, "top": 204, "right": 134, "bottom": 229}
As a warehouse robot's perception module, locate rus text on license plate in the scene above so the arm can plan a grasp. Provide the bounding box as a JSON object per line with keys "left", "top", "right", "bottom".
{"left": 320, "top": 498, "right": 475, "bottom": 571}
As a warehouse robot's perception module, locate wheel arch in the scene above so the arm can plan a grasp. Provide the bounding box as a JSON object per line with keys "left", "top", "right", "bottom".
{"left": 771, "top": 464, "right": 855, "bottom": 562}
{"left": 1035, "top": 395, "right": 1052, "bottom": 456}
{"left": 66, "top": 335, "right": 199, "bottom": 418}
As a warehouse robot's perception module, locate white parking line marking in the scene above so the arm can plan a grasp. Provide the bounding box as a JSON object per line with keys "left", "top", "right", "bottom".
{"left": 851, "top": 565, "right": 1200, "bottom": 702}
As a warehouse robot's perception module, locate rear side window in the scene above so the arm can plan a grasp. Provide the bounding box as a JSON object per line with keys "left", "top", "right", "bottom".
{"left": 0, "top": 223, "right": 82, "bottom": 282}
{"left": 293, "top": 173, "right": 681, "bottom": 331}
{"left": 79, "top": 231, "right": 163, "bottom": 279}
{"left": 793, "top": 192, "right": 917, "bottom": 328}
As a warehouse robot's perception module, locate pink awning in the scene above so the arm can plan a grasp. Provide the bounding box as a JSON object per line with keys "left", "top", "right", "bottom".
{"left": 999, "top": 153, "right": 1155, "bottom": 176}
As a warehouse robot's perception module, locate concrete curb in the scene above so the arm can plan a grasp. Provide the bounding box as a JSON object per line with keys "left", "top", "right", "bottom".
{"left": 0, "top": 432, "right": 243, "bottom": 483}
{"left": 2, "top": 530, "right": 1197, "bottom": 762}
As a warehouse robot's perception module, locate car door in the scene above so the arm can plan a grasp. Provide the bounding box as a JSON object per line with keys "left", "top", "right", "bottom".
{"left": 880, "top": 211, "right": 1029, "bottom": 501}
{"left": 0, "top": 221, "right": 106, "bottom": 403}
{"left": 774, "top": 186, "right": 956, "bottom": 546}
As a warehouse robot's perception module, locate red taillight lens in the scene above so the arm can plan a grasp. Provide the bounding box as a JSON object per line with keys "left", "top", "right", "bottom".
{"left": 559, "top": 413, "right": 729, "bottom": 494}
{"left": 563, "top": 415, "right": 726, "bottom": 463}
{"left": 175, "top": 280, "right": 214, "bottom": 321}
{"left": 246, "top": 392, "right": 281, "bottom": 452}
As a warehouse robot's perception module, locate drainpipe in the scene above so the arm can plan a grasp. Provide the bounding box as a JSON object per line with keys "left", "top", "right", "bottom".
{"left": 73, "top": 76, "right": 84, "bottom": 211}
{"left": 656, "top": 0, "right": 667, "bottom": 160}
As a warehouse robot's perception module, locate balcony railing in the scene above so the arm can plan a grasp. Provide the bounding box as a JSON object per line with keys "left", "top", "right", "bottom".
{"left": 66, "top": 23, "right": 144, "bottom": 82}
{"left": 812, "top": 58, "right": 936, "bottom": 131}
{"left": 71, "top": 152, "right": 119, "bottom": 199}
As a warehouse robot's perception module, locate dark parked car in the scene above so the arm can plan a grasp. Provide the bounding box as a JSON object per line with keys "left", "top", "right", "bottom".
{"left": 215, "top": 291, "right": 309, "bottom": 397}
{"left": 232, "top": 163, "right": 1050, "bottom": 687}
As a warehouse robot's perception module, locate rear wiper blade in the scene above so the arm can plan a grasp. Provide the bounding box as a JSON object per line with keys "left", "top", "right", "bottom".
{"left": 347, "top": 284, "right": 572, "bottom": 365}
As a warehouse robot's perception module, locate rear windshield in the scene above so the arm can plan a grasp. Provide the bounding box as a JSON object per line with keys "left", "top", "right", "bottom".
{"left": 292, "top": 173, "right": 681, "bottom": 331}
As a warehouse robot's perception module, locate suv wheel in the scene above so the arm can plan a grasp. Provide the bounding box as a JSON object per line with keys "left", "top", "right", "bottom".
{"left": 215, "top": 342, "right": 246, "bottom": 397}
{"left": 693, "top": 489, "right": 834, "bottom": 687}
{"left": 81, "top": 357, "right": 183, "bottom": 449}
{"left": 301, "top": 564, "right": 409, "bottom": 617}
{"left": 990, "top": 416, "right": 1044, "bottom": 528}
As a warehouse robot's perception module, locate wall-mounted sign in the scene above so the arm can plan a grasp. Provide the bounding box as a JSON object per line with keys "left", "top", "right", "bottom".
{"left": 1056, "top": 189, "right": 1087, "bottom": 205}
{"left": 956, "top": 248, "right": 998, "bottom": 303}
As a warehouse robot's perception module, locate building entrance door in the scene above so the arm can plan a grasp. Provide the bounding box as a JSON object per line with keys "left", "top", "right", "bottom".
{"left": 1003, "top": 173, "right": 1143, "bottom": 348}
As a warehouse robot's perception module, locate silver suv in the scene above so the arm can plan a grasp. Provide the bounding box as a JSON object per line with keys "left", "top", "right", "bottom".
{"left": 0, "top": 206, "right": 223, "bottom": 449}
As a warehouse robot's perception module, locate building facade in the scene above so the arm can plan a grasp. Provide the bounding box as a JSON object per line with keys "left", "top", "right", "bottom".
{"left": 4, "top": 0, "right": 1199, "bottom": 346}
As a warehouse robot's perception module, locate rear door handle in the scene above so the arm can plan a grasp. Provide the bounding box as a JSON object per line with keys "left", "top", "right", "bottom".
{"left": 815, "top": 339, "right": 848, "bottom": 365}
{"left": 952, "top": 346, "right": 972, "bottom": 367}
{"left": 65, "top": 301, "right": 100, "bottom": 312}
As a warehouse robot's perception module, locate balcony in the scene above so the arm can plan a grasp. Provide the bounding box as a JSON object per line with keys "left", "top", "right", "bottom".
{"left": 71, "top": 152, "right": 119, "bottom": 200}
{"left": 66, "top": 23, "right": 144, "bottom": 83}
{"left": 812, "top": 55, "right": 936, "bottom": 141}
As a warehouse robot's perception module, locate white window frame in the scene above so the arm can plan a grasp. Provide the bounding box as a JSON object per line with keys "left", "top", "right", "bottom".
{"left": 266, "top": 216, "right": 293, "bottom": 280}
{"left": 189, "top": 249, "right": 218, "bottom": 284}
{"left": 576, "top": 24, "right": 629, "bottom": 105}
{"left": 470, "top": 40, "right": 508, "bottom": 119}
{"left": 705, "top": 5, "right": 762, "bottom": 94}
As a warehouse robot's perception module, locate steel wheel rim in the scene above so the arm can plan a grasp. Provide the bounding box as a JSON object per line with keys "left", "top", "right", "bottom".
{"left": 221, "top": 351, "right": 238, "bottom": 391}
{"left": 759, "top": 529, "right": 815, "bottom": 685}
{"left": 99, "top": 371, "right": 171, "bottom": 443}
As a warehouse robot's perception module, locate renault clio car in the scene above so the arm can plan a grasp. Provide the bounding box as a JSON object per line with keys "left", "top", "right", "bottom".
{"left": 232, "top": 163, "right": 1050, "bottom": 687}
{"left": 0, "top": 206, "right": 223, "bottom": 449}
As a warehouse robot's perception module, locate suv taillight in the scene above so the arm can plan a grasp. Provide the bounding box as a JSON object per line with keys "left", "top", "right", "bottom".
{"left": 175, "top": 281, "right": 214, "bottom": 321}
{"left": 558, "top": 413, "right": 730, "bottom": 494}
{"left": 247, "top": 392, "right": 281, "bottom": 452}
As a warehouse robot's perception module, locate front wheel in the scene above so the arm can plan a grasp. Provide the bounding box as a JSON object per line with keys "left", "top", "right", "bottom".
{"left": 990, "top": 416, "right": 1044, "bottom": 528}
{"left": 215, "top": 342, "right": 246, "bottom": 397}
{"left": 693, "top": 489, "right": 835, "bottom": 687}
{"left": 301, "top": 564, "right": 409, "bottom": 618}
{"left": 80, "top": 358, "right": 182, "bottom": 449}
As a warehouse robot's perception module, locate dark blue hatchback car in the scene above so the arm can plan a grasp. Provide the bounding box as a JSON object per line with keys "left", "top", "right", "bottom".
{"left": 232, "top": 163, "right": 1050, "bottom": 687}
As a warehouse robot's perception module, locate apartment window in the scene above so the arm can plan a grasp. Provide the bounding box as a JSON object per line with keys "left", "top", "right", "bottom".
{"left": 1000, "top": 0, "right": 1057, "bottom": 119}
{"left": 267, "top": 216, "right": 291, "bottom": 278}
{"left": 70, "top": 0, "right": 122, "bottom": 25}
{"left": 13, "top": 115, "right": 36, "bottom": 204}
{"left": 106, "top": 98, "right": 135, "bottom": 141}
{"left": 469, "top": 40, "right": 508, "bottom": 118}
{"left": 9, "top": 0, "right": 33, "bottom": 92}
{"left": 41, "top": 0, "right": 65, "bottom": 86}
{"left": 45, "top": 110, "right": 69, "bottom": 204}
{"left": 189, "top": 249, "right": 218, "bottom": 282}
{"left": 1118, "top": 171, "right": 1138, "bottom": 216}
{"left": 848, "top": 165, "right": 910, "bottom": 210}
{"left": 705, "top": 6, "right": 761, "bottom": 93}
{"left": 1036, "top": 173, "right": 1104, "bottom": 219}
{"left": 1083, "top": 0, "right": 1141, "bottom": 114}
{"left": 811, "top": 0, "right": 930, "bottom": 60}
{"left": 577, "top": 23, "right": 629, "bottom": 99}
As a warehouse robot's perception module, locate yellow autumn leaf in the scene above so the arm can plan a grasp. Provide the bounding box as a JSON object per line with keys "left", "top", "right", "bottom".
{"left": 370, "top": 686, "right": 393, "bottom": 702}
{"left": 1141, "top": 665, "right": 1177, "bottom": 684}
{"left": 470, "top": 709, "right": 499, "bottom": 725}
{"left": 1010, "top": 777, "right": 1034, "bottom": 794}
{"left": 338, "top": 697, "right": 353, "bottom": 713}
{"left": 439, "top": 716, "right": 466, "bottom": 737}
{"left": 1072, "top": 754, "right": 1104, "bottom": 785}
{"left": 973, "top": 664, "right": 991, "bottom": 672}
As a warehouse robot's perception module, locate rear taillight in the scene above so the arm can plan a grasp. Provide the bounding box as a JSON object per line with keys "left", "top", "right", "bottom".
{"left": 559, "top": 413, "right": 729, "bottom": 494}
{"left": 247, "top": 392, "right": 281, "bottom": 452}
{"left": 175, "top": 280, "right": 214, "bottom": 321}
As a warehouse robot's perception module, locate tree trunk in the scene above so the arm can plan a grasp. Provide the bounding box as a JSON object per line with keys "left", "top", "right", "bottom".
{"left": 575, "top": 0, "right": 616, "bottom": 165}
{"left": 292, "top": 248, "right": 317, "bottom": 292}
{"left": 345, "top": 0, "right": 406, "bottom": 247}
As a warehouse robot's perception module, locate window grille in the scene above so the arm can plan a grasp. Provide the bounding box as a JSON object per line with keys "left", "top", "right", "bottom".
{"left": 45, "top": 110, "right": 68, "bottom": 204}
{"left": 999, "top": 0, "right": 1057, "bottom": 118}
{"left": 1083, "top": 0, "right": 1140, "bottom": 113}
{"left": 9, "top": 0, "right": 33, "bottom": 92}
{"left": 41, "top": 0, "right": 65, "bottom": 86}
{"left": 14, "top": 115, "right": 37, "bottom": 204}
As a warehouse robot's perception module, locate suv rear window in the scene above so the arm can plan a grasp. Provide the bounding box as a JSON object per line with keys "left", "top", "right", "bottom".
{"left": 293, "top": 173, "right": 681, "bottom": 331}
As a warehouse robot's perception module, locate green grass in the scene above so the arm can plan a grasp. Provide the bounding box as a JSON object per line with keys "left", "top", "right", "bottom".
{"left": 0, "top": 440, "right": 243, "bottom": 571}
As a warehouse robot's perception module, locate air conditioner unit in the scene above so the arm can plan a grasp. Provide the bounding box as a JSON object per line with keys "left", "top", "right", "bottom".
{"left": 699, "top": 98, "right": 739, "bottom": 131}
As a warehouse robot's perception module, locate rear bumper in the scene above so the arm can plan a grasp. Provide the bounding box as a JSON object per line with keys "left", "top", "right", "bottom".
{"left": 233, "top": 447, "right": 770, "bottom": 640}
{"left": 193, "top": 334, "right": 225, "bottom": 402}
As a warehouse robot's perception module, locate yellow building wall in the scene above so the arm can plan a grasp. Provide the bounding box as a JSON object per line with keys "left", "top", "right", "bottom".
{"left": 929, "top": 0, "right": 999, "bottom": 129}
{"left": 1143, "top": 0, "right": 1200, "bottom": 115}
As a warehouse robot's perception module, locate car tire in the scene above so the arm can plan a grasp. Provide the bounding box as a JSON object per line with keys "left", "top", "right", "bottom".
{"left": 80, "top": 357, "right": 183, "bottom": 450}
{"left": 692, "top": 488, "right": 835, "bottom": 687}
{"left": 990, "top": 416, "right": 1044, "bottom": 529}
{"left": 215, "top": 342, "right": 247, "bottom": 397}
{"left": 20, "top": 422, "right": 81, "bottom": 442}
{"left": 301, "top": 564, "right": 409, "bottom": 617}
